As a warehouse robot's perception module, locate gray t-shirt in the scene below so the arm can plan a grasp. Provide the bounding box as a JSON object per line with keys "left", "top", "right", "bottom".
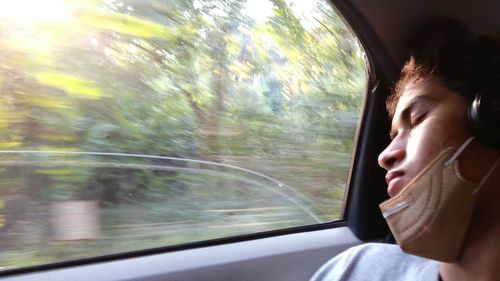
{"left": 310, "top": 243, "right": 440, "bottom": 281}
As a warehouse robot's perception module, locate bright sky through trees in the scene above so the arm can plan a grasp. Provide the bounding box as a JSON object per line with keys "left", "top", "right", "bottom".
{"left": 0, "top": 0, "right": 73, "bottom": 25}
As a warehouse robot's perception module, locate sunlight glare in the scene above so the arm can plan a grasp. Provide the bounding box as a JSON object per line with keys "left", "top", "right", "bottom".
{"left": 243, "top": 0, "right": 274, "bottom": 23}
{"left": 0, "top": 0, "right": 73, "bottom": 26}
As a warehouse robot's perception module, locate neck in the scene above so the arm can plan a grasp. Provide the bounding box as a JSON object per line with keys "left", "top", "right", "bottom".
{"left": 439, "top": 174, "right": 500, "bottom": 281}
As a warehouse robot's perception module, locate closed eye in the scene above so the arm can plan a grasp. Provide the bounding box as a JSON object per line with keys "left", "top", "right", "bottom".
{"left": 409, "top": 112, "right": 427, "bottom": 128}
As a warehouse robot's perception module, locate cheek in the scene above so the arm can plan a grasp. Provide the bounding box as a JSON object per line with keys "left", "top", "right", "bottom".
{"left": 439, "top": 112, "right": 470, "bottom": 147}
{"left": 406, "top": 113, "right": 470, "bottom": 169}
{"left": 405, "top": 124, "right": 440, "bottom": 167}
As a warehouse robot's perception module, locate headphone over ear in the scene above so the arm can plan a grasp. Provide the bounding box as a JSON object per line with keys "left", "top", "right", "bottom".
{"left": 468, "top": 93, "right": 500, "bottom": 148}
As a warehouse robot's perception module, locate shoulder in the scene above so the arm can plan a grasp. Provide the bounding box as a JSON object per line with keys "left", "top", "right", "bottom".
{"left": 310, "top": 243, "right": 439, "bottom": 281}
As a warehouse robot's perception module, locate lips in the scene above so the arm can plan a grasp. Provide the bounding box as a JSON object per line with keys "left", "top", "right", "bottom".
{"left": 385, "top": 170, "right": 405, "bottom": 197}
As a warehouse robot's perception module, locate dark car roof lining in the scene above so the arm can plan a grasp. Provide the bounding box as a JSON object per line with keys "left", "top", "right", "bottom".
{"left": 351, "top": 0, "right": 500, "bottom": 67}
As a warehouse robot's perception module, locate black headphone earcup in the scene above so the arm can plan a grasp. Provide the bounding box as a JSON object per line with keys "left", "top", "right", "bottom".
{"left": 468, "top": 94, "right": 500, "bottom": 148}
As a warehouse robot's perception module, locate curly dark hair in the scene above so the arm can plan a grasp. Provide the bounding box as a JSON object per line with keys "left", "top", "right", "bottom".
{"left": 387, "top": 18, "right": 500, "bottom": 118}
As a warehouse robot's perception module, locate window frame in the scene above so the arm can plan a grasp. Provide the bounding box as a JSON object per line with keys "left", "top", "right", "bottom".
{"left": 0, "top": 0, "right": 394, "bottom": 277}
{"left": 332, "top": 0, "right": 397, "bottom": 241}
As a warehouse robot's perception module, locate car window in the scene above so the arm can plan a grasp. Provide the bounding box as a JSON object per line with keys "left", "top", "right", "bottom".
{"left": 0, "top": 0, "right": 367, "bottom": 271}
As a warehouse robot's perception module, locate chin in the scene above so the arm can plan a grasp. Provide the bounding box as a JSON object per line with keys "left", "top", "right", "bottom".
{"left": 388, "top": 180, "right": 406, "bottom": 197}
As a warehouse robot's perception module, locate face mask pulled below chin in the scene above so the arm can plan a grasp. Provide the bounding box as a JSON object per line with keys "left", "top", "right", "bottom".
{"left": 379, "top": 146, "right": 479, "bottom": 262}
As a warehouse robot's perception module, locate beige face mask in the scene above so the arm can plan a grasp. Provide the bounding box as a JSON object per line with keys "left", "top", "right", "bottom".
{"left": 379, "top": 138, "right": 500, "bottom": 262}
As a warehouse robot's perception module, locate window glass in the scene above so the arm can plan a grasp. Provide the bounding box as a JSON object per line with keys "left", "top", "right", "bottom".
{"left": 0, "top": 0, "right": 367, "bottom": 270}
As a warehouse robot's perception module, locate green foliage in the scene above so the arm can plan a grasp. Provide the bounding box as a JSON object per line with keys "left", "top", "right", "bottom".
{"left": 81, "top": 9, "right": 176, "bottom": 39}
{"left": 36, "top": 72, "right": 106, "bottom": 99}
{"left": 0, "top": 0, "right": 367, "bottom": 270}
{"left": 0, "top": 0, "right": 367, "bottom": 210}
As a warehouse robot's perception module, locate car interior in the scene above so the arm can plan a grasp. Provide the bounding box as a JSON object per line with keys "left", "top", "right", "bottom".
{"left": 0, "top": 0, "right": 499, "bottom": 280}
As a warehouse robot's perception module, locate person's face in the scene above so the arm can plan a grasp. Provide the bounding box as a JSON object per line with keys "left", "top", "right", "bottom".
{"left": 378, "top": 78, "right": 470, "bottom": 197}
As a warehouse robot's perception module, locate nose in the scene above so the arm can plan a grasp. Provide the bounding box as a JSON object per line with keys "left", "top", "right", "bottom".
{"left": 378, "top": 139, "right": 406, "bottom": 170}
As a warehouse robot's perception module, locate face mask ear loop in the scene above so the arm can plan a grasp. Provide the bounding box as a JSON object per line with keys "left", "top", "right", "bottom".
{"left": 445, "top": 137, "right": 476, "bottom": 166}
{"left": 472, "top": 156, "right": 500, "bottom": 194}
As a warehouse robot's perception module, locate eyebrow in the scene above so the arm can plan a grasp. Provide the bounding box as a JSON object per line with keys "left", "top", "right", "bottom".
{"left": 389, "top": 94, "right": 438, "bottom": 139}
